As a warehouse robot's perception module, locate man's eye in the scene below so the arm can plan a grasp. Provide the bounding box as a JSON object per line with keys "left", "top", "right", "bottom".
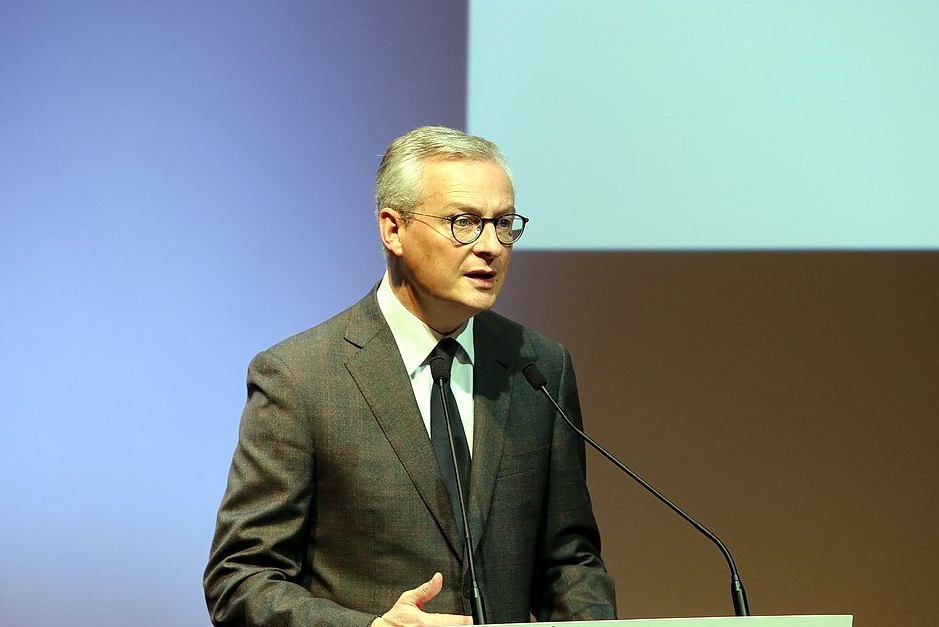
{"left": 496, "top": 217, "right": 512, "bottom": 229}
{"left": 453, "top": 216, "right": 473, "bottom": 228}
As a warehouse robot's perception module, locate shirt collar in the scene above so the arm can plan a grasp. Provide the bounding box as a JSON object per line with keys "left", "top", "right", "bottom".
{"left": 376, "top": 271, "right": 475, "bottom": 376}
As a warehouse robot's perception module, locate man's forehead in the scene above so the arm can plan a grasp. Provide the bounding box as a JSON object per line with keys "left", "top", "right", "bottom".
{"left": 421, "top": 156, "right": 505, "bottom": 174}
{"left": 421, "top": 158, "right": 512, "bottom": 191}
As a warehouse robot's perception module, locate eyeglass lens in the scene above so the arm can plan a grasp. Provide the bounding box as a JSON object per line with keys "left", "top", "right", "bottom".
{"left": 452, "top": 215, "right": 526, "bottom": 244}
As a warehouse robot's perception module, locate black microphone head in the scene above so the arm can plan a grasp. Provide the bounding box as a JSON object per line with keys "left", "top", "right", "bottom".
{"left": 522, "top": 363, "right": 548, "bottom": 389}
{"left": 429, "top": 355, "right": 450, "bottom": 383}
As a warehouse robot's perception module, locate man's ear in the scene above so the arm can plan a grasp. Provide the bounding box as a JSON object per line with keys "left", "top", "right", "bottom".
{"left": 378, "top": 207, "right": 404, "bottom": 258}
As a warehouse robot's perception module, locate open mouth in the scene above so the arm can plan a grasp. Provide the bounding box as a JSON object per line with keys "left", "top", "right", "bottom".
{"left": 465, "top": 269, "right": 496, "bottom": 281}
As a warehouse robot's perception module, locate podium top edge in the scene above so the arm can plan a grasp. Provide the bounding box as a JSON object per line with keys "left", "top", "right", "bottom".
{"left": 478, "top": 616, "right": 853, "bottom": 627}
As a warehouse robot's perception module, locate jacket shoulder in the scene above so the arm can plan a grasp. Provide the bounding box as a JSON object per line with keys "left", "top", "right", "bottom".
{"left": 477, "top": 308, "right": 572, "bottom": 372}
{"left": 258, "top": 289, "right": 382, "bottom": 365}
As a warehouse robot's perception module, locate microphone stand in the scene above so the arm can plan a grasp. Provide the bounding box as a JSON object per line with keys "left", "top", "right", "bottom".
{"left": 524, "top": 364, "right": 750, "bottom": 617}
{"left": 432, "top": 368, "right": 487, "bottom": 624}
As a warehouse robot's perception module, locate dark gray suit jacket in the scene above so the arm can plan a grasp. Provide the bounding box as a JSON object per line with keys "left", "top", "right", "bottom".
{"left": 204, "top": 289, "right": 616, "bottom": 626}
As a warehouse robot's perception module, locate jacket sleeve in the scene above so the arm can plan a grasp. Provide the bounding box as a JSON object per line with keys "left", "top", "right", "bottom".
{"left": 203, "top": 350, "right": 377, "bottom": 627}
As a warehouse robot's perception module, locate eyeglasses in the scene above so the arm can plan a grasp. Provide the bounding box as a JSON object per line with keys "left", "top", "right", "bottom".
{"left": 398, "top": 211, "right": 529, "bottom": 245}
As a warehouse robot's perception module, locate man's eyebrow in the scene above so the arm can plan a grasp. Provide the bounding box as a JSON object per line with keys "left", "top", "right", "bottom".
{"left": 443, "top": 203, "right": 517, "bottom": 215}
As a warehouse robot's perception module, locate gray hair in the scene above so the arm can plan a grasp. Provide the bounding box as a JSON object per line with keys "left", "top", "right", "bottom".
{"left": 375, "top": 126, "right": 513, "bottom": 219}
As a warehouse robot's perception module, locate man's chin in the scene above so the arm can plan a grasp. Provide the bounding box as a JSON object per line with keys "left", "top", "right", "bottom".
{"left": 462, "top": 294, "right": 500, "bottom": 317}
{"left": 443, "top": 293, "right": 494, "bottom": 319}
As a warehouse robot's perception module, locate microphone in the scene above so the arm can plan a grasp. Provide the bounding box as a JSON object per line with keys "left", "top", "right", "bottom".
{"left": 522, "top": 363, "right": 750, "bottom": 617}
{"left": 430, "top": 355, "right": 487, "bottom": 625}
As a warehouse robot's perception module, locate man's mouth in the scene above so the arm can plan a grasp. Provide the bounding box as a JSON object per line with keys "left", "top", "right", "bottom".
{"left": 465, "top": 269, "right": 497, "bottom": 287}
{"left": 465, "top": 269, "right": 496, "bottom": 280}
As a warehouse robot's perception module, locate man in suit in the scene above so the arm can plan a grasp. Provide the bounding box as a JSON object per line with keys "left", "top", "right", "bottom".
{"left": 204, "top": 126, "right": 617, "bottom": 627}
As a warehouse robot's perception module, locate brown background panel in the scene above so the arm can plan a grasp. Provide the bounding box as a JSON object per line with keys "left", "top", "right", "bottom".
{"left": 493, "top": 251, "right": 938, "bottom": 626}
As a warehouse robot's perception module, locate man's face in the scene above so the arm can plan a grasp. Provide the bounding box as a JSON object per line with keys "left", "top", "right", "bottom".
{"left": 383, "top": 158, "right": 516, "bottom": 334}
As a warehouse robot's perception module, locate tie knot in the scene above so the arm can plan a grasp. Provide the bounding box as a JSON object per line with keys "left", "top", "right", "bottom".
{"left": 429, "top": 338, "right": 462, "bottom": 383}
{"left": 431, "top": 337, "right": 460, "bottom": 367}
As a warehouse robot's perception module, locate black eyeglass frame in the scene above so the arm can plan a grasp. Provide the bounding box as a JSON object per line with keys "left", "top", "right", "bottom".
{"left": 397, "top": 210, "right": 529, "bottom": 246}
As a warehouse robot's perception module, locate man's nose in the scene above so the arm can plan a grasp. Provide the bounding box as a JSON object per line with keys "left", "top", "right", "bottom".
{"left": 472, "top": 220, "right": 504, "bottom": 256}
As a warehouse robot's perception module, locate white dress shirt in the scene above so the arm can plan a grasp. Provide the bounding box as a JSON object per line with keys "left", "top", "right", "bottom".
{"left": 376, "top": 273, "right": 475, "bottom": 456}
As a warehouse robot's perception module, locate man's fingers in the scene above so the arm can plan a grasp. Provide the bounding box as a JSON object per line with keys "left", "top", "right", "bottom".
{"left": 382, "top": 573, "right": 471, "bottom": 627}
{"left": 419, "top": 611, "right": 473, "bottom": 626}
{"left": 398, "top": 572, "right": 443, "bottom": 608}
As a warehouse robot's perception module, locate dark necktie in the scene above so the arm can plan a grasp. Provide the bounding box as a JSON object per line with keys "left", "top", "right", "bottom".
{"left": 429, "top": 337, "right": 472, "bottom": 538}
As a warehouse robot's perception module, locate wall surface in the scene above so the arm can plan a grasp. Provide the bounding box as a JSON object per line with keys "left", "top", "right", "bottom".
{"left": 496, "top": 251, "right": 939, "bottom": 625}
{"left": 0, "top": 2, "right": 467, "bottom": 625}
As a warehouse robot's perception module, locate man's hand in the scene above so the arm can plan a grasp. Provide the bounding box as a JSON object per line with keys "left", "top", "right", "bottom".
{"left": 374, "top": 573, "right": 473, "bottom": 627}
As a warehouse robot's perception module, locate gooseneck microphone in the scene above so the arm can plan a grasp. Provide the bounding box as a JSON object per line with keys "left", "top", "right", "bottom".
{"left": 522, "top": 363, "right": 750, "bottom": 617}
{"left": 430, "top": 355, "right": 487, "bottom": 625}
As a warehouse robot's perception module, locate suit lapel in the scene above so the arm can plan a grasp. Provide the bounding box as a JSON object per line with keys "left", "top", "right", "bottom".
{"left": 342, "top": 292, "right": 464, "bottom": 554}
{"left": 468, "top": 312, "right": 519, "bottom": 556}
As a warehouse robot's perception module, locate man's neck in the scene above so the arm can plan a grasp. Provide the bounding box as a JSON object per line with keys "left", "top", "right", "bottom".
{"left": 385, "top": 267, "right": 473, "bottom": 335}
